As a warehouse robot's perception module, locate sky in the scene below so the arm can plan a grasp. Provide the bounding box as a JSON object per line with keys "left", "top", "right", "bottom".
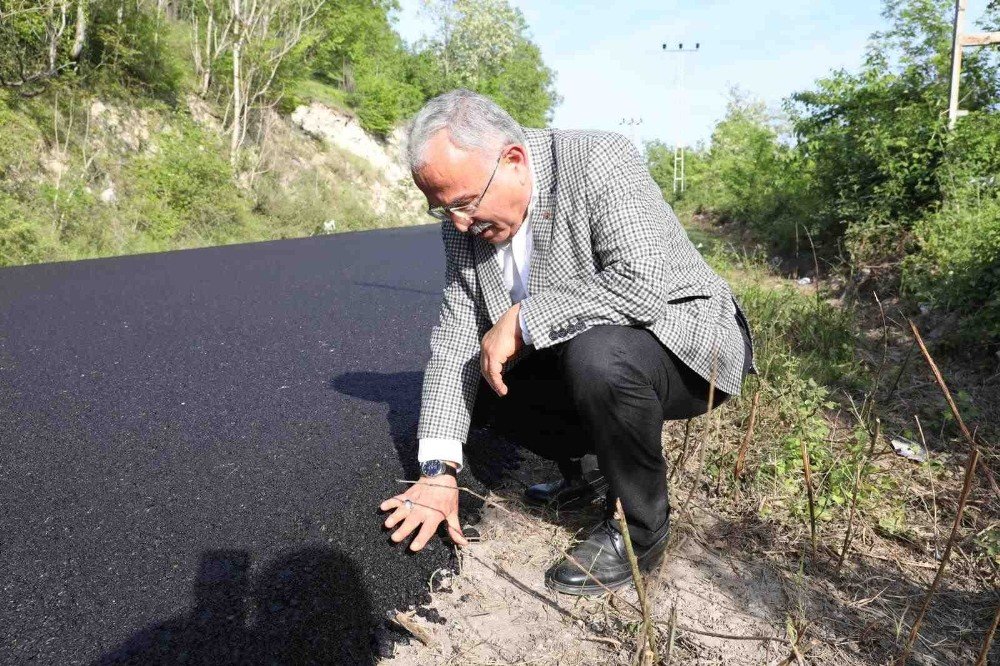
{"left": 392, "top": 0, "right": 994, "bottom": 149}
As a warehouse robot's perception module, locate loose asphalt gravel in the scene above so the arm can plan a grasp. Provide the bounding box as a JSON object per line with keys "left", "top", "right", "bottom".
{"left": 0, "top": 225, "right": 502, "bottom": 665}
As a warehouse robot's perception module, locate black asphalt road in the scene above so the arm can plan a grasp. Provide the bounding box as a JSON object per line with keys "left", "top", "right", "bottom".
{"left": 0, "top": 225, "right": 506, "bottom": 665}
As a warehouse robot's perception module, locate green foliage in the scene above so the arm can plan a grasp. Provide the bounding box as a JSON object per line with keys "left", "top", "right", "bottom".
{"left": 0, "top": 1, "right": 185, "bottom": 101}
{"left": 82, "top": 1, "right": 186, "bottom": 101}
{"left": 303, "top": 0, "right": 423, "bottom": 135}
{"left": 0, "top": 193, "right": 45, "bottom": 265}
{"left": 121, "top": 120, "right": 251, "bottom": 242}
{"left": 408, "top": 0, "right": 560, "bottom": 127}
{"left": 646, "top": 91, "right": 812, "bottom": 252}
{"left": 700, "top": 243, "right": 901, "bottom": 532}
{"left": 786, "top": 0, "right": 1000, "bottom": 263}
{"left": 654, "top": 0, "right": 1000, "bottom": 345}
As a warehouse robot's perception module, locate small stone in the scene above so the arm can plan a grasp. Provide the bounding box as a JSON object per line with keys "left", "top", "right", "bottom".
{"left": 796, "top": 277, "right": 812, "bottom": 285}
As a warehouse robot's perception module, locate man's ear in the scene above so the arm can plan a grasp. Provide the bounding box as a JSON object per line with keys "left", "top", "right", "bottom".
{"left": 504, "top": 144, "right": 528, "bottom": 168}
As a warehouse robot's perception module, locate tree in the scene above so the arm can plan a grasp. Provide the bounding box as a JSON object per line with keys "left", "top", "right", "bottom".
{"left": 415, "top": 0, "right": 559, "bottom": 126}
{"left": 0, "top": 0, "right": 88, "bottom": 95}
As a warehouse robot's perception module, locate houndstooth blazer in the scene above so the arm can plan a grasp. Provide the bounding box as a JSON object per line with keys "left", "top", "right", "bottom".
{"left": 417, "top": 127, "right": 757, "bottom": 443}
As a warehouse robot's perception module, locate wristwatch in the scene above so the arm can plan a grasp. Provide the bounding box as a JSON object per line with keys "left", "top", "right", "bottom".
{"left": 420, "top": 459, "right": 458, "bottom": 478}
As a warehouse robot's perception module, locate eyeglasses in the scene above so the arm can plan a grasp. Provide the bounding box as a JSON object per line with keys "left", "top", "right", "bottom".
{"left": 427, "top": 150, "right": 504, "bottom": 223}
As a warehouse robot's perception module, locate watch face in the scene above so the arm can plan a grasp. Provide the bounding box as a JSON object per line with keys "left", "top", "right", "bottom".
{"left": 422, "top": 460, "right": 444, "bottom": 476}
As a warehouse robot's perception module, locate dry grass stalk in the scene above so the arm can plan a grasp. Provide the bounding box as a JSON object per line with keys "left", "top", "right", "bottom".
{"left": 614, "top": 497, "right": 659, "bottom": 665}
{"left": 665, "top": 603, "right": 677, "bottom": 665}
{"left": 800, "top": 436, "right": 817, "bottom": 562}
{"left": 896, "top": 446, "right": 979, "bottom": 665}
{"left": 734, "top": 389, "right": 760, "bottom": 480}
{"left": 803, "top": 225, "right": 820, "bottom": 304}
{"left": 974, "top": 603, "right": 1000, "bottom": 666}
{"left": 836, "top": 415, "right": 880, "bottom": 574}
{"left": 906, "top": 320, "right": 999, "bottom": 496}
{"left": 835, "top": 456, "right": 863, "bottom": 575}
{"left": 681, "top": 342, "right": 719, "bottom": 517}
{"left": 896, "top": 317, "right": 987, "bottom": 666}
{"left": 654, "top": 620, "right": 790, "bottom": 645}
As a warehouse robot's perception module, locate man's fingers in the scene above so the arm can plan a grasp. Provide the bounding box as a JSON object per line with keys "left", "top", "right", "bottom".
{"left": 490, "top": 363, "right": 507, "bottom": 395}
{"left": 384, "top": 505, "right": 407, "bottom": 529}
{"left": 379, "top": 496, "right": 404, "bottom": 512}
{"left": 445, "top": 512, "right": 469, "bottom": 547}
{"left": 409, "top": 518, "right": 441, "bottom": 552}
{"left": 487, "top": 359, "right": 507, "bottom": 396}
{"left": 390, "top": 513, "right": 423, "bottom": 543}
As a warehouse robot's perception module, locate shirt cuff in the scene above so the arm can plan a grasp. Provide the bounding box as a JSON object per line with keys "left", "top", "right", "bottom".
{"left": 517, "top": 307, "right": 534, "bottom": 346}
{"left": 418, "top": 438, "right": 464, "bottom": 472}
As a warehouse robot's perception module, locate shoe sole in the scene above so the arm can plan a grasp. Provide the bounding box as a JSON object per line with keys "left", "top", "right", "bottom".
{"left": 543, "top": 548, "right": 667, "bottom": 596}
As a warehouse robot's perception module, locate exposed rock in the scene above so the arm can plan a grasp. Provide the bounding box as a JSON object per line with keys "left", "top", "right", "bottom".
{"left": 290, "top": 103, "right": 407, "bottom": 183}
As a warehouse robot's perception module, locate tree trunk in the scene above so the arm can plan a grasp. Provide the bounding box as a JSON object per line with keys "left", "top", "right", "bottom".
{"left": 230, "top": 0, "right": 242, "bottom": 161}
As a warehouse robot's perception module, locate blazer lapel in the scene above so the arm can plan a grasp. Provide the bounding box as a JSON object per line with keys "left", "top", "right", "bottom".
{"left": 473, "top": 234, "right": 511, "bottom": 325}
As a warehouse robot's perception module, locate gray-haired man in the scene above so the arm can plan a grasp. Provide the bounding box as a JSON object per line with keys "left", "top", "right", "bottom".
{"left": 379, "top": 89, "right": 756, "bottom": 595}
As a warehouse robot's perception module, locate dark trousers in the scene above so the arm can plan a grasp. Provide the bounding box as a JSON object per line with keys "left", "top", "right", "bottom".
{"left": 471, "top": 321, "right": 753, "bottom": 547}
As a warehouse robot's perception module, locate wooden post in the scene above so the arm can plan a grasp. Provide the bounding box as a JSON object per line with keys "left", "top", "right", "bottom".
{"left": 948, "top": 0, "right": 966, "bottom": 131}
{"left": 948, "top": 0, "right": 1000, "bottom": 130}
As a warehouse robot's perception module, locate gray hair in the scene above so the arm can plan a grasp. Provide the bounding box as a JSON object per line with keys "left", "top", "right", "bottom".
{"left": 406, "top": 89, "right": 526, "bottom": 173}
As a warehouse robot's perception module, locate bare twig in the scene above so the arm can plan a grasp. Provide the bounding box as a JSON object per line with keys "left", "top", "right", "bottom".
{"left": 896, "top": 447, "right": 979, "bottom": 665}
{"left": 614, "top": 498, "right": 658, "bottom": 664}
{"left": 656, "top": 620, "right": 790, "bottom": 645}
{"left": 800, "top": 435, "right": 817, "bottom": 562}
{"left": 803, "top": 226, "right": 820, "bottom": 304}
{"left": 388, "top": 610, "right": 435, "bottom": 646}
{"left": 907, "top": 319, "right": 999, "bottom": 497}
{"left": 835, "top": 455, "right": 863, "bottom": 575}
{"left": 974, "top": 603, "right": 1000, "bottom": 666}
{"left": 681, "top": 341, "right": 719, "bottom": 517}
{"left": 734, "top": 389, "right": 760, "bottom": 480}
{"left": 665, "top": 603, "right": 677, "bottom": 665}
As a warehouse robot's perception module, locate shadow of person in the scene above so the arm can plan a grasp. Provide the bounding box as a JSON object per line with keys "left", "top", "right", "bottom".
{"left": 93, "top": 547, "right": 375, "bottom": 666}
{"left": 329, "top": 370, "right": 520, "bottom": 506}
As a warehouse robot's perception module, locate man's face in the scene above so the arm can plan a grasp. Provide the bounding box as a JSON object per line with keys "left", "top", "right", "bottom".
{"left": 412, "top": 130, "right": 532, "bottom": 245}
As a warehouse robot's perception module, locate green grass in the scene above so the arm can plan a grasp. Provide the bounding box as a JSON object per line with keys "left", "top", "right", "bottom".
{"left": 283, "top": 78, "right": 353, "bottom": 115}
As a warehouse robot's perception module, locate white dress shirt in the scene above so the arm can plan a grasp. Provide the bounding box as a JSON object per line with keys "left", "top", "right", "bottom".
{"left": 418, "top": 146, "right": 538, "bottom": 472}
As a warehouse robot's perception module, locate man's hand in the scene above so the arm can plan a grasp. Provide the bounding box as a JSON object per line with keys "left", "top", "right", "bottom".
{"left": 480, "top": 302, "right": 524, "bottom": 397}
{"left": 378, "top": 470, "right": 468, "bottom": 552}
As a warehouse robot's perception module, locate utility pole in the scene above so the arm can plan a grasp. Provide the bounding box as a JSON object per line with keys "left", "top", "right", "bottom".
{"left": 948, "top": 0, "right": 1000, "bottom": 130}
{"left": 662, "top": 41, "right": 700, "bottom": 193}
{"left": 618, "top": 117, "right": 643, "bottom": 151}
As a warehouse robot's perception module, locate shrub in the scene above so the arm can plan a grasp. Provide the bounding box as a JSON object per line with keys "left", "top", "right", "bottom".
{"left": 121, "top": 119, "right": 251, "bottom": 243}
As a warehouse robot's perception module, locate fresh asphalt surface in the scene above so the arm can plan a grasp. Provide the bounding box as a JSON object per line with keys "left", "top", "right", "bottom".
{"left": 0, "top": 225, "right": 513, "bottom": 665}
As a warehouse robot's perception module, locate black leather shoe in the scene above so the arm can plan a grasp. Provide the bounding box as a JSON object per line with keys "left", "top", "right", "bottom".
{"left": 523, "top": 474, "right": 609, "bottom": 511}
{"left": 544, "top": 519, "right": 669, "bottom": 596}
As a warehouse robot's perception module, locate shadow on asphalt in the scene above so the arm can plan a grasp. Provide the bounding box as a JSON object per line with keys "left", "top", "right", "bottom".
{"left": 329, "top": 370, "right": 522, "bottom": 512}
{"left": 92, "top": 546, "right": 376, "bottom": 665}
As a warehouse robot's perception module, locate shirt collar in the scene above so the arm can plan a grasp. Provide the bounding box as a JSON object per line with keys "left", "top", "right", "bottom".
{"left": 499, "top": 144, "right": 535, "bottom": 251}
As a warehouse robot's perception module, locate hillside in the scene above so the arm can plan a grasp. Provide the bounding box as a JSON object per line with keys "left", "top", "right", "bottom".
{"left": 0, "top": 87, "right": 429, "bottom": 267}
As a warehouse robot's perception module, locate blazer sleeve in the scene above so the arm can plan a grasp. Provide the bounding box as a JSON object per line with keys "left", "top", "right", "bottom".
{"left": 519, "top": 133, "right": 672, "bottom": 347}
{"left": 416, "top": 221, "right": 484, "bottom": 443}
